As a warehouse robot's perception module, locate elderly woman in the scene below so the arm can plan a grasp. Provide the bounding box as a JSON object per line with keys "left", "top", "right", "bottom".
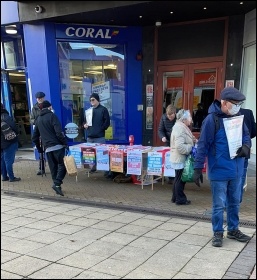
{"left": 170, "top": 109, "right": 197, "bottom": 205}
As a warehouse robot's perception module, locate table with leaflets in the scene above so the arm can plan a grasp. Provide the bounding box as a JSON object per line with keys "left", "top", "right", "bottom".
{"left": 69, "top": 143, "right": 175, "bottom": 190}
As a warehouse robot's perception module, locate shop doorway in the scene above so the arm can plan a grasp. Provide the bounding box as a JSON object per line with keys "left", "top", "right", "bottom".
{"left": 154, "top": 62, "right": 223, "bottom": 146}
{"left": 5, "top": 70, "right": 31, "bottom": 147}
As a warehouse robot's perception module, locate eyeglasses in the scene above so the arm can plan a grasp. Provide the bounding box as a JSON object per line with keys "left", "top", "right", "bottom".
{"left": 228, "top": 100, "right": 244, "bottom": 107}
{"left": 90, "top": 98, "right": 96, "bottom": 101}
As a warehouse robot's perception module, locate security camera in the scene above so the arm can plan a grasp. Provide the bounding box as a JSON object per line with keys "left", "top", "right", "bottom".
{"left": 35, "top": 5, "right": 43, "bottom": 13}
{"left": 155, "top": 21, "right": 162, "bottom": 27}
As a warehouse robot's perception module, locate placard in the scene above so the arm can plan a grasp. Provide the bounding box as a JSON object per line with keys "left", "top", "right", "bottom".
{"left": 95, "top": 146, "right": 109, "bottom": 171}
{"left": 163, "top": 151, "right": 175, "bottom": 177}
{"left": 127, "top": 150, "right": 142, "bottom": 175}
{"left": 69, "top": 146, "right": 82, "bottom": 168}
{"left": 110, "top": 150, "right": 123, "bottom": 173}
{"left": 147, "top": 151, "right": 162, "bottom": 175}
{"left": 81, "top": 147, "right": 96, "bottom": 169}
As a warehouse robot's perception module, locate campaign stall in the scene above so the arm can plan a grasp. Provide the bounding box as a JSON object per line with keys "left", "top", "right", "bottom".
{"left": 69, "top": 143, "right": 175, "bottom": 190}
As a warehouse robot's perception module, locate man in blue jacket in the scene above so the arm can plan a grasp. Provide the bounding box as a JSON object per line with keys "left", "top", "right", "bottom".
{"left": 193, "top": 87, "right": 252, "bottom": 247}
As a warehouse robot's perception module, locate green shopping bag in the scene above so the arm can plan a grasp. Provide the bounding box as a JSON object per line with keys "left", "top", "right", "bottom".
{"left": 181, "top": 154, "right": 194, "bottom": 183}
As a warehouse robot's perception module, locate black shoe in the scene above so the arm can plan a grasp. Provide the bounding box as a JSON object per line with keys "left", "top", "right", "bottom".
{"left": 52, "top": 185, "right": 64, "bottom": 196}
{"left": 9, "top": 177, "right": 21, "bottom": 182}
{"left": 227, "top": 229, "right": 251, "bottom": 242}
{"left": 176, "top": 200, "right": 191, "bottom": 205}
{"left": 171, "top": 199, "right": 175, "bottom": 203}
{"left": 2, "top": 176, "right": 9, "bottom": 181}
{"left": 212, "top": 232, "right": 224, "bottom": 247}
{"left": 37, "top": 170, "right": 45, "bottom": 175}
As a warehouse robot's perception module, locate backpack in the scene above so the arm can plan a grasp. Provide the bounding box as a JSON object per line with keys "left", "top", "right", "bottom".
{"left": 1, "top": 115, "right": 18, "bottom": 141}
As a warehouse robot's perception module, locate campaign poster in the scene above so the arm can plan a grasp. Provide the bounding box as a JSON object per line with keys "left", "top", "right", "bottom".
{"left": 110, "top": 150, "right": 123, "bottom": 173}
{"left": 127, "top": 150, "right": 142, "bottom": 175}
{"left": 81, "top": 147, "right": 96, "bottom": 169}
{"left": 147, "top": 152, "right": 162, "bottom": 175}
{"left": 163, "top": 151, "right": 175, "bottom": 177}
{"left": 95, "top": 146, "right": 109, "bottom": 171}
{"left": 69, "top": 146, "right": 82, "bottom": 169}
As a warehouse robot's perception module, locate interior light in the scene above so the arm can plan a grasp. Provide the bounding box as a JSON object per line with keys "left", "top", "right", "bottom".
{"left": 203, "top": 7, "right": 207, "bottom": 10}
{"left": 240, "top": 2, "right": 243, "bottom": 4}
{"left": 170, "top": 11, "right": 173, "bottom": 14}
{"left": 5, "top": 25, "right": 17, "bottom": 35}
{"left": 139, "top": 16, "right": 143, "bottom": 18}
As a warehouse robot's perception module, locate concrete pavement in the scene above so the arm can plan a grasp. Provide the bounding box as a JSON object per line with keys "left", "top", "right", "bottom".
{"left": 1, "top": 148, "right": 256, "bottom": 278}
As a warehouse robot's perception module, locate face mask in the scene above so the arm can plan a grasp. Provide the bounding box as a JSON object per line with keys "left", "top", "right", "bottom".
{"left": 228, "top": 104, "right": 241, "bottom": 115}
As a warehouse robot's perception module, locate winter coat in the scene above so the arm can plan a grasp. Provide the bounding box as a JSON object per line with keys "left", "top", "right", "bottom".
{"left": 170, "top": 120, "right": 194, "bottom": 164}
{"left": 194, "top": 99, "right": 251, "bottom": 181}
{"left": 158, "top": 113, "right": 176, "bottom": 145}
{"left": 32, "top": 109, "right": 67, "bottom": 150}
{"left": 1, "top": 109, "right": 19, "bottom": 150}
{"left": 85, "top": 104, "right": 110, "bottom": 138}
{"left": 240, "top": 108, "right": 256, "bottom": 139}
{"left": 30, "top": 103, "right": 41, "bottom": 125}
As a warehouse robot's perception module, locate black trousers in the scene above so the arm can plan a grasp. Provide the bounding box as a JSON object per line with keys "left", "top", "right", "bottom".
{"left": 172, "top": 169, "right": 187, "bottom": 204}
{"left": 46, "top": 148, "right": 66, "bottom": 186}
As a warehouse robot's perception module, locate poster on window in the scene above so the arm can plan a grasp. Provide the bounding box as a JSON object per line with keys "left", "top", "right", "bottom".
{"left": 146, "top": 84, "right": 154, "bottom": 129}
{"left": 127, "top": 150, "right": 142, "bottom": 175}
{"left": 82, "top": 147, "right": 96, "bottom": 169}
{"left": 110, "top": 150, "right": 124, "bottom": 173}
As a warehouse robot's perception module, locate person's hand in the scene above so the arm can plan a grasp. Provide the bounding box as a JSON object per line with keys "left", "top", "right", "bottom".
{"left": 236, "top": 144, "right": 250, "bottom": 158}
{"left": 36, "top": 146, "right": 43, "bottom": 153}
{"left": 193, "top": 168, "right": 203, "bottom": 187}
{"left": 83, "top": 123, "right": 89, "bottom": 129}
{"left": 162, "top": 137, "right": 167, "bottom": 143}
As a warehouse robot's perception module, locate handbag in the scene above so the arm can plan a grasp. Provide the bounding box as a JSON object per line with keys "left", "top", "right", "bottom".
{"left": 63, "top": 150, "right": 78, "bottom": 177}
{"left": 181, "top": 154, "right": 195, "bottom": 183}
{"left": 1, "top": 119, "right": 17, "bottom": 141}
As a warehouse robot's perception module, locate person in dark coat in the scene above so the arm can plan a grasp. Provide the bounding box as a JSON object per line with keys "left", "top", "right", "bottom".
{"left": 32, "top": 101, "right": 68, "bottom": 196}
{"left": 1, "top": 103, "right": 21, "bottom": 182}
{"left": 158, "top": 104, "right": 176, "bottom": 184}
{"left": 30, "top": 91, "right": 46, "bottom": 175}
{"left": 193, "top": 87, "right": 251, "bottom": 247}
{"left": 239, "top": 108, "right": 256, "bottom": 203}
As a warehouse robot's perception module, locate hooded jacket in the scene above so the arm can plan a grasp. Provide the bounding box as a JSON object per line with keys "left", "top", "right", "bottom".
{"left": 1, "top": 108, "right": 19, "bottom": 150}
{"left": 32, "top": 109, "right": 67, "bottom": 150}
{"left": 30, "top": 103, "right": 41, "bottom": 125}
{"left": 194, "top": 100, "right": 251, "bottom": 181}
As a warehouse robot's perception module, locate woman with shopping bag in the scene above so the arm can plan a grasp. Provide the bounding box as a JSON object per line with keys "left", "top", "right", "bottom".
{"left": 170, "top": 109, "right": 197, "bottom": 205}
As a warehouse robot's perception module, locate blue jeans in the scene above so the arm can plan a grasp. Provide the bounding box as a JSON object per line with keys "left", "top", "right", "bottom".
{"left": 210, "top": 178, "right": 241, "bottom": 233}
{"left": 240, "top": 158, "right": 248, "bottom": 203}
{"left": 1, "top": 142, "right": 18, "bottom": 180}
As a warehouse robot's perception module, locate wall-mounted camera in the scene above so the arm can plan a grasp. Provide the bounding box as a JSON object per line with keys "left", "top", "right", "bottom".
{"left": 35, "top": 5, "right": 43, "bottom": 13}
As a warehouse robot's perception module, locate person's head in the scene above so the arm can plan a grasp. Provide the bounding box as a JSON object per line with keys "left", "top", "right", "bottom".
{"left": 220, "top": 87, "right": 245, "bottom": 116}
{"left": 38, "top": 100, "right": 52, "bottom": 111}
{"left": 89, "top": 93, "right": 100, "bottom": 108}
{"left": 176, "top": 109, "right": 192, "bottom": 127}
{"left": 35, "top": 92, "right": 45, "bottom": 104}
{"left": 166, "top": 104, "right": 176, "bottom": 121}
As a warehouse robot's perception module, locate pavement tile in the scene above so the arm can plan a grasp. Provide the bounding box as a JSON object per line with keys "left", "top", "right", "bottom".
{"left": 1, "top": 250, "right": 21, "bottom": 264}
{"left": 73, "top": 270, "right": 119, "bottom": 279}
{"left": 143, "top": 228, "right": 180, "bottom": 241}
{"left": 2, "top": 226, "right": 41, "bottom": 239}
{"left": 100, "top": 232, "right": 138, "bottom": 245}
{"left": 116, "top": 224, "right": 152, "bottom": 236}
{"left": 25, "top": 230, "right": 68, "bottom": 244}
{"left": 124, "top": 266, "right": 167, "bottom": 279}
{"left": 29, "top": 263, "right": 83, "bottom": 279}
{"left": 1, "top": 270, "right": 23, "bottom": 279}
{"left": 129, "top": 236, "right": 168, "bottom": 251}
{"left": 1, "top": 255, "right": 50, "bottom": 277}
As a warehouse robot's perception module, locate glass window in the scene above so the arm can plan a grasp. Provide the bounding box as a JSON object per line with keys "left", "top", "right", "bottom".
{"left": 57, "top": 42, "right": 126, "bottom": 142}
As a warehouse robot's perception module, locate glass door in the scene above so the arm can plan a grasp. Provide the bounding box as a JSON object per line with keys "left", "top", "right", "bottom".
{"left": 154, "top": 62, "right": 223, "bottom": 145}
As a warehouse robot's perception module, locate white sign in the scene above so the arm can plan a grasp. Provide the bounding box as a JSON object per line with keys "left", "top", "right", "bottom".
{"left": 163, "top": 151, "right": 175, "bottom": 177}
{"left": 92, "top": 81, "right": 110, "bottom": 100}
{"left": 69, "top": 146, "right": 82, "bottom": 168}
{"left": 147, "top": 152, "right": 162, "bottom": 175}
{"left": 127, "top": 150, "right": 142, "bottom": 176}
{"left": 65, "top": 123, "right": 79, "bottom": 139}
{"left": 95, "top": 146, "right": 109, "bottom": 171}
{"left": 223, "top": 115, "right": 244, "bottom": 159}
{"left": 85, "top": 107, "right": 93, "bottom": 126}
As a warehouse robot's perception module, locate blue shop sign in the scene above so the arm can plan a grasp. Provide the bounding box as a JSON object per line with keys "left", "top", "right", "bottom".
{"left": 55, "top": 24, "right": 127, "bottom": 40}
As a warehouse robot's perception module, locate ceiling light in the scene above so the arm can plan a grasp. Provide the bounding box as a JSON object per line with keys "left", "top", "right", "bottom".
{"left": 139, "top": 15, "right": 143, "bottom": 18}
{"left": 240, "top": 2, "right": 243, "bottom": 4}
{"left": 203, "top": 7, "right": 207, "bottom": 10}
{"left": 170, "top": 11, "right": 173, "bottom": 14}
{"left": 5, "top": 25, "right": 17, "bottom": 35}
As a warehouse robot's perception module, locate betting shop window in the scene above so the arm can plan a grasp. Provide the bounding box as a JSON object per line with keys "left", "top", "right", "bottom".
{"left": 57, "top": 42, "right": 126, "bottom": 142}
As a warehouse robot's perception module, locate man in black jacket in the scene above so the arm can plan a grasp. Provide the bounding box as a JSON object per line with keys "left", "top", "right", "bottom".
{"left": 1, "top": 103, "right": 21, "bottom": 182}
{"left": 83, "top": 93, "right": 110, "bottom": 173}
{"left": 30, "top": 91, "right": 46, "bottom": 175}
{"left": 239, "top": 108, "right": 256, "bottom": 203}
{"left": 158, "top": 104, "right": 176, "bottom": 184}
{"left": 32, "top": 101, "right": 68, "bottom": 196}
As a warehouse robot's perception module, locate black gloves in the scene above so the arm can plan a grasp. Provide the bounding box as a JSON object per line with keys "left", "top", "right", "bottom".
{"left": 236, "top": 144, "right": 250, "bottom": 158}
{"left": 193, "top": 168, "right": 203, "bottom": 187}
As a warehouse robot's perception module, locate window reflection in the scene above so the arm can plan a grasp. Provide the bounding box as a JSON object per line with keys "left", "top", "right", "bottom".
{"left": 192, "top": 69, "right": 215, "bottom": 132}
{"left": 58, "top": 42, "right": 126, "bottom": 142}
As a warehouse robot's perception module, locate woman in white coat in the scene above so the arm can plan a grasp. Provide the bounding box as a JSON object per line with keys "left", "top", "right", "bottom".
{"left": 170, "top": 109, "right": 197, "bottom": 205}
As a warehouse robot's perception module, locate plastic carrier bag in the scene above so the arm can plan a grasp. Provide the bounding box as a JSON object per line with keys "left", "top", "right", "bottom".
{"left": 181, "top": 154, "right": 194, "bottom": 183}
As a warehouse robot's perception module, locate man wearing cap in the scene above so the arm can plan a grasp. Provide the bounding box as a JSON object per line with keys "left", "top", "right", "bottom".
{"left": 193, "top": 87, "right": 251, "bottom": 247}
{"left": 83, "top": 93, "right": 110, "bottom": 173}
{"left": 32, "top": 101, "right": 68, "bottom": 196}
{"left": 30, "top": 91, "right": 46, "bottom": 175}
